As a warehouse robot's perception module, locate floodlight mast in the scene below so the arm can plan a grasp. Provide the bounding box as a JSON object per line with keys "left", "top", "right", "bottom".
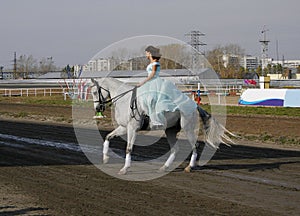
{"left": 185, "top": 30, "right": 206, "bottom": 55}
{"left": 185, "top": 30, "right": 207, "bottom": 69}
{"left": 259, "top": 26, "right": 270, "bottom": 75}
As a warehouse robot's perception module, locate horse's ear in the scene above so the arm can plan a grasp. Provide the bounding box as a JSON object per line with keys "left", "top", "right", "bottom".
{"left": 91, "top": 78, "right": 99, "bottom": 87}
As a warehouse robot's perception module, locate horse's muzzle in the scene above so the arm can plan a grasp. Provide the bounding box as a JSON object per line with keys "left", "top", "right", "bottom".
{"left": 96, "top": 103, "right": 105, "bottom": 112}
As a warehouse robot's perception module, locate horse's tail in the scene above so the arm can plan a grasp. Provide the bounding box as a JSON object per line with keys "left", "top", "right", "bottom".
{"left": 197, "top": 106, "right": 235, "bottom": 149}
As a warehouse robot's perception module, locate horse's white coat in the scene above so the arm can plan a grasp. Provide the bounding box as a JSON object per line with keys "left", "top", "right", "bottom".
{"left": 103, "top": 140, "right": 110, "bottom": 163}
{"left": 164, "top": 151, "right": 176, "bottom": 168}
{"left": 189, "top": 152, "right": 197, "bottom": 167}
{"left": 90, "top": 78, "right": 231, "bottom": 175}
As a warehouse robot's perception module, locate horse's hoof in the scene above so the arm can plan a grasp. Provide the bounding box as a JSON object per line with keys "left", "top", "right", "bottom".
{"left": 184, "top": 165, "right": 192, "bottom": 173}
{"left": 118, "top": 168, "right": 128, "bottom": 175}
{"left": 93, "top": 116, "right": 104, "bottom": 119}
{"left": 159, "top": 165, "right": 168, "bottom": 173}
{"left": 103, "top": 155, "right": 109, "bottom": 164}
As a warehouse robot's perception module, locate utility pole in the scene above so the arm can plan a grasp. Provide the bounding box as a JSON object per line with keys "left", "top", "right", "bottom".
{"left": 0, "top": 66, "right": 3, "bottom": 80}
{"left": 13, "top": 52, "right": 17, "bottom": 79}
{"left": 276, "top": 39, "right": 279, "bottom": 77}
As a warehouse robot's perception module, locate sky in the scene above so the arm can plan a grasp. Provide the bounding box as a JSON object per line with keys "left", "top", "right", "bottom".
{"left": 0, "top": 0, "right": 299, "bottom": 68}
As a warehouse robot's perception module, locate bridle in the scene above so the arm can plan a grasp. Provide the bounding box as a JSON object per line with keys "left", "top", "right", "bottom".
{"left": 93, "top": 86, "right": 111, "bottom": 112}
{"left": 93, "top": 84, "right": 136, "bottom": 112}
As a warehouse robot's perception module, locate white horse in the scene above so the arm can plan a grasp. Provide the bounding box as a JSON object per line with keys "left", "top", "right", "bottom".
{"left": 90, "top": 78, "right": 233, "bottom": 175}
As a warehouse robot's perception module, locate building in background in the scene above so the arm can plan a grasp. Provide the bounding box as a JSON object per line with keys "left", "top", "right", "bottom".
{"left": 82, "top": 58, "right": 118, "bottom": 72}
{"left": 222, "top": 54, "right": 239, "bottom": 68}
{"left": 272, "top": 60, "right": 300, "bottom": 69}
{"left": 240, "top": 55, "right": 259, "bottom": 71}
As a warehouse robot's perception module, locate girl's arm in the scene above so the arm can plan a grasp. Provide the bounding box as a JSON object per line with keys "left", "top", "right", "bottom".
{"left": 137, "top": 64, "right": 157, "bottom": 87}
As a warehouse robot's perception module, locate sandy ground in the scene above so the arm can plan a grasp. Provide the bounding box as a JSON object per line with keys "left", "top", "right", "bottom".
{"left": 0, "top": 103, "right": 299, "bottom": 215}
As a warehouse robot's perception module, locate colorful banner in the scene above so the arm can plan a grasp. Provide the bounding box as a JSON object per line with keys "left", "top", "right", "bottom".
{"left": 239, "top": 89, "right": 300, "bottom": 107}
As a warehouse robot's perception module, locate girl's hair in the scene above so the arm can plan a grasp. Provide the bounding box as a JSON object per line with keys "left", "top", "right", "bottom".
{"left": 145, "top": 45, "right": 162, "bottom": 60}
{"left": 152, "top": 56, "right": 161, "bottom": 61}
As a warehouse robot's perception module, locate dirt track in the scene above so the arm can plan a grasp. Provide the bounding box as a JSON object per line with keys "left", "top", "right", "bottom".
{"left": 0, "top": 104, "right": 300, "bottom": 215}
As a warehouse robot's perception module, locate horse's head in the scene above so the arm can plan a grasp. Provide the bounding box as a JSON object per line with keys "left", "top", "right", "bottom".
{"left": 90, "top": 78, "right": 111, "bottom": 113}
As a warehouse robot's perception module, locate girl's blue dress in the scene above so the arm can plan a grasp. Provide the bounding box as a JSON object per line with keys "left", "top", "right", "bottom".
{"left": 137, "top": 62, "right": 197, "bottom": 125}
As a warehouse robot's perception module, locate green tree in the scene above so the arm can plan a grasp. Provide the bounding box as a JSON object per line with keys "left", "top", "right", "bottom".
{"left": 237, "top": 66, "right": 246, "bottom": 79}
{"left": 272, "top": 64, "right": 282, "bottom": 74}
{"left": 256, "top": 65, "right": 262, "bottom": 76}
{"left": 266, "top": 64, "right": 272, "bottom": 74}
{"left": 61, "top": 64, "right": 75, "bottom": 78}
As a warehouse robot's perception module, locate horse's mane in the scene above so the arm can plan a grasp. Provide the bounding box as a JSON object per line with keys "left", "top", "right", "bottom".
{"left": 90, "top": 77, "right": 135, "bottom": 93}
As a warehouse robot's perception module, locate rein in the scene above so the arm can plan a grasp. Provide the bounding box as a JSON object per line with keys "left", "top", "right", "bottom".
{"left": 93, "top": 80, "right": 142, "bottom": 120}
{"left": 94, "top": 85, "right": 137, "bottom": 111}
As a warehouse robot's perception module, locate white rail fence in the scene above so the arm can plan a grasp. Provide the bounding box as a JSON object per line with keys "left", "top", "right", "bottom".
{"left": 1, "top": 88, "right": 65, "bottom": 97}
{"left": 0, "top": 87, "right": 92, "bottom": 101}
{"left": 0, "top": 85, "right": 242, "bottom": 98}
{"left": 0, "top": 84, "right": 243, "bottom": 101}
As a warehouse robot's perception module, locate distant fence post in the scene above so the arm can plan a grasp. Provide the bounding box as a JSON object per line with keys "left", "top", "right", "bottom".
{"left": 63, "top": 89, "right": 67, "bottom": 100}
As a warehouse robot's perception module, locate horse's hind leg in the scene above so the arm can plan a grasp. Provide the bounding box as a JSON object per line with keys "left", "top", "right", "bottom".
{"left": 184, "top": 147, "right": 197, "bottom": 173}
{"left": 103, "top": 126, "right": 126, "bottom": 164}
{"left": 159, "top": 126, "right": 180, "bottom": 172}
{"left": 181, "top": 111, "right": 200, "bottom": 173}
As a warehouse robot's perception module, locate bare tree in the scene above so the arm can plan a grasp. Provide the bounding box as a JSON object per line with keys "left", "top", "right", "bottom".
{"left": 39, "top": 57, "right": 56, "bottom": 74}
{"left": 16, "top": 55, "right": 58, "bottom": 78}
{"left": 17, "top": 54, "right": 37, "bottom": 78}
{"left": 159, "top": 44, "right": 188, "bottom": 69}
{"left": 206, "top": 44, "right": 245, "bottom": 78}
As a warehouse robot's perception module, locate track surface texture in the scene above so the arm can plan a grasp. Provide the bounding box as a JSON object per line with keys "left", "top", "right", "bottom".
{"left": 0, "top": 104, "right": 299, "bottom": 216}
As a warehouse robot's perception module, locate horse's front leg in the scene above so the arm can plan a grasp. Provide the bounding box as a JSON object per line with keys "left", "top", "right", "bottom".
{"left": 103, "top": 126, "right": 127, "bottom": 164}
{"left": 119, "top": 123, "right": 138, "bottom": 175}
